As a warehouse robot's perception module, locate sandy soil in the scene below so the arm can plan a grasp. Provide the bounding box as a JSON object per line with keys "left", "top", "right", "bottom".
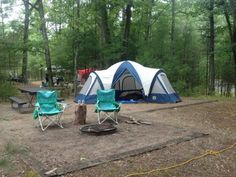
{"left": 0, "top": 96, "right": 235, "bottom": 177}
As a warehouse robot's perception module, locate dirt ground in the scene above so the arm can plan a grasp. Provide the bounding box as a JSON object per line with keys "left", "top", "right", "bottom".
{"left": 0, "top": 95, "right": 236, "bottom": 177}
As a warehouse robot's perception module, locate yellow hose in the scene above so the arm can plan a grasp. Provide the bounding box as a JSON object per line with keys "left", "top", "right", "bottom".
{"left": 124, "top": 142, "right": 236, "bottom": 177}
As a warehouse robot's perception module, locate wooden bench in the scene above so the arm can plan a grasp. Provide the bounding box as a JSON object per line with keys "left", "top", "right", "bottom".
{"left": 9, "top": 97, "right": 28, "bottom": 113}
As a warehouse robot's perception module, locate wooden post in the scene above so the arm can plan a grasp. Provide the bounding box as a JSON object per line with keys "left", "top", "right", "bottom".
{"left": 74, "top": 104, "right": 87, "bottom": 125}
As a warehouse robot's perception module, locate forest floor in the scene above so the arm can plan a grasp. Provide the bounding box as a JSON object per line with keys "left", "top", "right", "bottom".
{"left": 0, "top": 90, "right": 236, "bottom": 177}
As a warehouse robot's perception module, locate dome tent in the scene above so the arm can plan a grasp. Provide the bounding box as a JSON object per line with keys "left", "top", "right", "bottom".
{"left": 75, "top": 60, "right": 181, "bottom": 104}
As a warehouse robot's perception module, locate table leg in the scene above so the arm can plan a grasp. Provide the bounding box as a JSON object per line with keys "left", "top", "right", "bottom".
{"left": 28, "top": 94, "right": 36, "bottom": 107}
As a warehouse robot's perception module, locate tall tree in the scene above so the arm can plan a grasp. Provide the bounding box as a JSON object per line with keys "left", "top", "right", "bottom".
{"left": 122, "top": 0, "right": 132, "bottom": 59}
{"left": 208, "top": 0, "right": 215, "bottom": 95}
{"left": 37, "top": 0, "right": 53, "bottom": 86}
{"left": 171, "top": 0, "right": 176, "bottom": 55}
{"left": 95, "top": 0, "right": 112, "bottom": 65}
{"left": 144, "top": 0, "right": 154, "bottom": 41}
{"left": 22, "top": 0, "right": 30, "bottom": 83}
{"left": 73, "top": 0, "right": 80, "bottom": 95}
{"left": 225, "top": 0, "right": 236, "bottom": 97}
{"left": 98, "top": 0, "right": 111, "bottom": 45}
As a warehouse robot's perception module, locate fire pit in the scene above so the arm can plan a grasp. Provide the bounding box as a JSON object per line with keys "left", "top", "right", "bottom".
{"left": 80, "top": 123, "right": 117, "bottom": 135}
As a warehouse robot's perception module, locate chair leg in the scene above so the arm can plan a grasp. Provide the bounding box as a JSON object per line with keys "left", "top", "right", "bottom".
{"left": 97, "top": 111, "right": 118, "bottom": 124}
{"left": 55, "top": 114, "right": 63, "bottom": 128}
{"left": 38, "top": 114, "right": 62, "bottom": 131}
{"left": 38, "top": 116, "right": 45, "bottom": 131}
{"left": 97, "top": 112, "right": 107, "bottom": 124}
{"left": 114, "top": 111, "right": 118, "bottom": 124}
{"left": 98, "top": 112, "right": 104, "bottom": 124}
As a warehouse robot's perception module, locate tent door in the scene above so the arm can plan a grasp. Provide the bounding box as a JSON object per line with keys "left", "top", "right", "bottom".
{"left": 112, "top": 70, "right": 144, "bottom": 102}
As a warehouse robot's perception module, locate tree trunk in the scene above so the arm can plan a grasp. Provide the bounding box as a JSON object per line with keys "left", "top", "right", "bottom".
{"left": 171, "top": 0, "right": 176, "bottom": 55}
{"left": 228, "top": 0, "right": 236, "bottom": 97}
{"left": 223, "top": 0, "right": 236, "bottom": 97}
{"left": 98, "top": 0, "right": 111, "bottom": 44}
{"left": 208, "top": 0, "right": 215, "bottom": 95}
{"left": 96, "top": 0, "right": 112, "bottom": 65}
{"left": 22, "top": 0, "right": 30, "bottom": 84}
{"left": 74, "top": 104, "right": 87, "bottom": 125}
{"left": 73, "top": 0, "right": 80, "bottom": 96}
{"left": 144, "top": 0, "right": 154, "bottom": 41}
{"left": 37, "top": 0, "right": 53, "bottom": 87}
{"left": 122, "top": 0, "right": 132, "bottom": 59}
{"left": 206, "top": 39, "right": 209, "bottom": 95}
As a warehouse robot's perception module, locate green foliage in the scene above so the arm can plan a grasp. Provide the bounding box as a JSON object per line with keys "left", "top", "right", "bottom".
{"left": 0, "top": 81, "right": 17, "bottom": 101}
{"left": 0, "top": 0, "right": 235, "bottom": 97}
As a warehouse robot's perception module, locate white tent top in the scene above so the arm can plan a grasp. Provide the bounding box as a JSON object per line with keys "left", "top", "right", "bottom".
{"left": 95, "top": 60, "right": 160, "bottom": 95}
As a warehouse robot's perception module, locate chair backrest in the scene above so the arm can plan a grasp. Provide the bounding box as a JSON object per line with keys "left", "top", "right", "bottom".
{"left": 37, "top": 90, "right": 57, "bottom": 104}
{"left": 97, "top": 89, "right": 115, "bottom": 103}
{"left": 37, "top": 90, "right": 58, "bottom": 112}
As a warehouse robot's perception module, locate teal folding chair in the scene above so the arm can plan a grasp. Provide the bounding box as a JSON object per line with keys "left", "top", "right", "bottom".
{"left": 95, "top": 89, "right": 121, "bottom": 124}
{"left": 33, "top": 90, "right": 67, "bottom": 131}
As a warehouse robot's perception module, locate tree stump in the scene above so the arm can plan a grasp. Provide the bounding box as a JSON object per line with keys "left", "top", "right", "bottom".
{"left": 74, "top": 104, "right": 87, "bottom": 125}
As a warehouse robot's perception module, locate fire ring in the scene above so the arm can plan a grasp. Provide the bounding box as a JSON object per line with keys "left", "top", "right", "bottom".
{"left": 80, "top": 123, "right": 117, "bottom": 135}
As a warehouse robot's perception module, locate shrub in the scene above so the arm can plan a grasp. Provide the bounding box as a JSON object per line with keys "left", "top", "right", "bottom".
{"left": 0, "top": 81, "right": 17, "bottom": 101}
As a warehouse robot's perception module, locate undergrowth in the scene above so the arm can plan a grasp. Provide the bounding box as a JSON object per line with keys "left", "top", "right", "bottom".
{"left": 0, "top": 141, "right": 31, "bottom": 176}
{"left": 0, "top": 81, "right": 17, "bottom": 101}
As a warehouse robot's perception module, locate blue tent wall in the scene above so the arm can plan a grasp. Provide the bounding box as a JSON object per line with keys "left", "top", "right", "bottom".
{"left": 75, "top": 74, "right": 104, "bottom": 104}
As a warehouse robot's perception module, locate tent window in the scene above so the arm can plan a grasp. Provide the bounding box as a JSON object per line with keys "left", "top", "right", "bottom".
{"left": 80, "top": 76, "right": 92, "bottom": 95}
{"left": 159, "top": 73, "right": 175, "bottom": 93}
{"left": 89, "top": 78, "right": 102, "bottom": 95}
{"left": 122, "top": 75, "right": 136, "bottom": 90}
{"left": 113, "top": 69, "right": 142, "bottom": 91}
{"left": 151, "top": 77, "right": 166, "bottom": 94}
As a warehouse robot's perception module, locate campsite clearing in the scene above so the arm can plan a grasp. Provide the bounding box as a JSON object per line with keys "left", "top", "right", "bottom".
{"left": 0, "top": 97, "right": 235, "bottom": 177}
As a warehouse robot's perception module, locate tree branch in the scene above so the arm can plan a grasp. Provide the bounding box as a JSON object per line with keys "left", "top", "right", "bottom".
{"left": 151, "top": 4, "right": 170, "bottom": 26}
{"left": 22, "top": 0, "right": 40, "bottom": 11}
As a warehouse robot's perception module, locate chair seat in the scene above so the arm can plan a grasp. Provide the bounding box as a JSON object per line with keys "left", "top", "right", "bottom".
{"left": 96, "top": 103, "right": 120, "bottom": 112}
{"left": 38, "top": 108, "right": 63, "bottom": 115}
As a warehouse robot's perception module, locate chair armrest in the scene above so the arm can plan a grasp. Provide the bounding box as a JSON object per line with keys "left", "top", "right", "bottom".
{"left": 57, "top": 102, "right": 67, "bottom": 111}
{"left": 34, "top": 102, "right": 40, "bottom": 107}
{"left": 113, "top": 101, "right": 121, "bottom": 108}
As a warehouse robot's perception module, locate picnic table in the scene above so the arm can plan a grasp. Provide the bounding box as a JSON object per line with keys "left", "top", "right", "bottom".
{"left": 18, "top": 87, "right": 43, "bottom": 107}
{"left": 18, "top": 87, "right": 65, "bottom": 107}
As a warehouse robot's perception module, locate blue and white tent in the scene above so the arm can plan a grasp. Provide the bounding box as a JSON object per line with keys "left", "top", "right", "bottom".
{"left": 75, "top": 60, "right": 181, "bottom": 104}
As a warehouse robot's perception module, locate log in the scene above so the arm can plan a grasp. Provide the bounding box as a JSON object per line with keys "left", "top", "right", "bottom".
{"left": 74, "top": 104, "right": 87, "bottom": 125}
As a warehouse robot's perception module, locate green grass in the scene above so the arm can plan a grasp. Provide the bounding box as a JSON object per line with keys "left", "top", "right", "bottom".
{"left": 0, "top": 115, "right": 18, "bottom": 121}
{"left": 0, "top": 157, "right": 14, "bottom": 174}
{"left": 0, "top": 158, "right": 9, "bottom": 167}
{"left": 0, "top": 142, "right": 30, "bottom": 176}
{"left": 4, "top": 141, "right": 29, "bottom": 155}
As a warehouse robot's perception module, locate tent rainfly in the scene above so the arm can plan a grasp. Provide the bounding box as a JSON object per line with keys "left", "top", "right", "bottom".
{"left": 75, "top": 60, "right": 181, "bottom": 104}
